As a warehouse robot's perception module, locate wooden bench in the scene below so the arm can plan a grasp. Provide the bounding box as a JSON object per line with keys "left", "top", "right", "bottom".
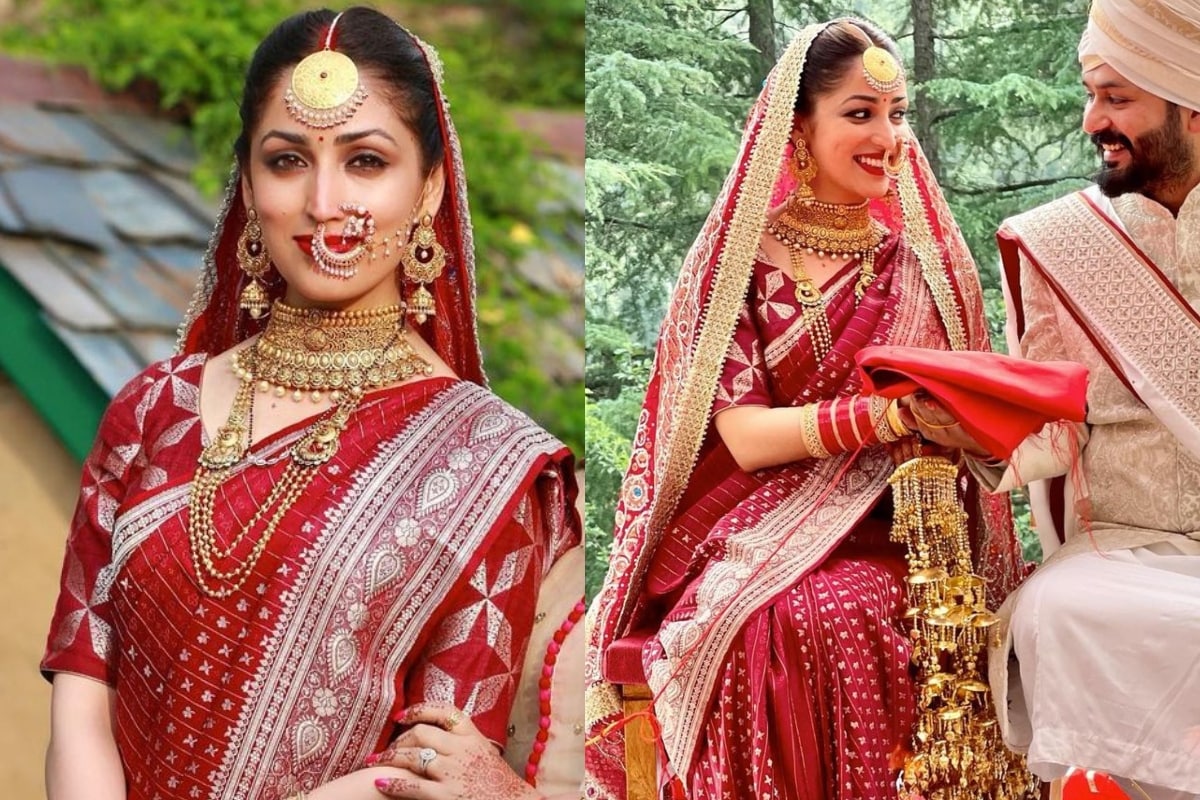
{"left": 602, "top": 632, "right": 658, "bottom": 800}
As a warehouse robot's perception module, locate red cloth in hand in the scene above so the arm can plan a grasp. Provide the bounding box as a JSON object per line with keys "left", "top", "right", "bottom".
{"left": 856, "top": 346, "right": 1088, "bottom": 461}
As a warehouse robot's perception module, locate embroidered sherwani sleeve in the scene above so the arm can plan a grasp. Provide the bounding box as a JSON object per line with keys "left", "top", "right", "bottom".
{"left": 404, "top": 490, "right": 547, "bottom": 746}
{"left": 971, "top": 250, "right": 1090, "bottom": 494}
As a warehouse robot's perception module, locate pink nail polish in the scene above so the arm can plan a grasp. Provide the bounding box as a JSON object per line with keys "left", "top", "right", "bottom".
{"left": 375, "top": 777, "right": 391, "bottom": 790}
{"left": 364, "top": 752, "right": 379, "bottom": 766}
{"left": 391, "top": 707, "right": 408, "bottom": 723}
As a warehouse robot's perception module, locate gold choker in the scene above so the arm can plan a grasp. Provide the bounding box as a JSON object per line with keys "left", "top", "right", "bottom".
{"left": 767, "top": 197, "right": 888, "bottom": 360}
{"left": 233, "top": 301, "right": 433, "bottom": 403}
{"left": 767, "top": 197, "right": 888, "bottom": 261}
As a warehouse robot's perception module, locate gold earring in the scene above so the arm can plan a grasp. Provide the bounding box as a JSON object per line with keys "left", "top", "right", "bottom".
{"left": 790, "top": 135, "right": 817, "bottom": 200}
{"left": 399, "top": 213, "right": 445, "bottom": 324}
{"left": 237, "top": 208, "right": 271, "bottom": 319}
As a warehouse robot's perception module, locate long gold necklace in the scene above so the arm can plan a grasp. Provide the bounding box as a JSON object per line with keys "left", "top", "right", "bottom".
{"left": 767, "top": 197, "right": 888, "bottom": 360}
{"left": 188, "top": 302, "right": 432, "bottom": 599}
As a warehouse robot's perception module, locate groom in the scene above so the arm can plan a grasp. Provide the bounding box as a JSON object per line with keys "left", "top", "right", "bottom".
{"left": 976, "top": 1, "right": 1200, "bottom": 798}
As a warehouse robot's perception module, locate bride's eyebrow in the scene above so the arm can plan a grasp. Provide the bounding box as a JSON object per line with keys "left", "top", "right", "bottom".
{"left": 258, "top": 129, "right": 399, "bottom": 147}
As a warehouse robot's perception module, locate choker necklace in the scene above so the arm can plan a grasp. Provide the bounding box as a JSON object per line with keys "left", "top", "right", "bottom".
{"left": 768, "top": 196, "right": 887, "bottom": 261}
{"left": 189, "top": 301, "right": 432, "bottom": 598}
{"left": 768, "top": 196, "right": 888, "bottom": 303}
{"left": 233, "top": 301, "right": 433, "bottom": 404}
{"left": 767, "top": 197, "right": 888, "bottom": 360}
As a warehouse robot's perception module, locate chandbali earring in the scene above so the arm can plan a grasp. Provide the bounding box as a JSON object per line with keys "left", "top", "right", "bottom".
{"left": 885, "top": 138, "right": 907, "bottom": 178}
{"left": 237, "top": 208, "right": 271, "bottom": 319}
{"left": 399, "top": 213, "right": 446, "bottom": 324}
{"left": 789, "top": 134, "right": 817, "bottom": 201}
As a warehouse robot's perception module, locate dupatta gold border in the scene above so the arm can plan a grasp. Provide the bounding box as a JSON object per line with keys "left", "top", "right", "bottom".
{"left": 639, "top": 23, "right": 824, "bottom": 575}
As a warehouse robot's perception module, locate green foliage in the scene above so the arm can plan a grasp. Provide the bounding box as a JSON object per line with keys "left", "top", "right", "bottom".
{"left": 408, "top": 0, "right": 584, "bottom": 107}
{"left": 2, "top": 0, "right": 583, "bottom": 457}
{"left": 584, "top": 0, "right": 754, "bottom": 579}
{"left": 586, "top": 0, "right": 755, "bottom": 344}
{"left": 920, "top": 0, "right": 1093, "bottom": 297}
{"left": 584, "top": 385, "right": 643, "bottom": 598}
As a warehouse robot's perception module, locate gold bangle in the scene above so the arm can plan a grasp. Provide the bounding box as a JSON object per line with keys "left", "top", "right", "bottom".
{"left": 869, "top": 396, "right": 898, "bottom": 443}
{"left": 885, "top": 398, "right": 910, "bottom": 439}
{"left": 800, "top": 403, "right": 831, "bottom": 459}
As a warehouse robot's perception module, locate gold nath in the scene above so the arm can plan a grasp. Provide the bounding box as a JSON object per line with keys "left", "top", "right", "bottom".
{"left": 188, "top": 301, "right": 431, "bottom": 598}
{"left": 284, "top": 11, "right": 368, "bottom": 128}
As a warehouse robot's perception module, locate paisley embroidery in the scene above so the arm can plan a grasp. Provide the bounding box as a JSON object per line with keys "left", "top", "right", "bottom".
{"left": 293, "top": 718, "right": 328, "bottom": 765}
{"left": 327, "top": 631, "right": 357, "bottom": 683}
{"left": 470, "top": 411, "right": 510, "bottom": 441}
{"left": 418, "top": 469, "right": 458, "bottom": 514}
{"left": 365, "top": 548, "right": 403, "bottom": 596}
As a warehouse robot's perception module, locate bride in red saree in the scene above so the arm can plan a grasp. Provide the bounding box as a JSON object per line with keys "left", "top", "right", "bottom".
{"left": 41, "top": 8, "right": 578, "bottom": 800}
{"left": 585, "top": 19, "right": 1025, "bottom": 800}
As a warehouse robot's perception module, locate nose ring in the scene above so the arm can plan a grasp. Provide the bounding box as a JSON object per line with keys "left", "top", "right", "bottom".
{"left": 884, "top": 139, "right": 907, "bottom": 178}
{"left": 311, "top": 203, "right": 376, "bottom": 279}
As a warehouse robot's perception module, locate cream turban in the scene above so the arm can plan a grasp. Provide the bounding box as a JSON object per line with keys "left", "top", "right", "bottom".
{"left": 1079, "top": 0, "right": 1200, "bottom": 111}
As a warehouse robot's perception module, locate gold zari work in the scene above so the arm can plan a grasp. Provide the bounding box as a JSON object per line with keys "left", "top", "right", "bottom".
{"left": 889, "top": 456, "right": 1038, "bottom": 800}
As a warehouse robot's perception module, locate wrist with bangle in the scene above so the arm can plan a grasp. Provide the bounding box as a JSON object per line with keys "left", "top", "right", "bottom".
{"left": 799, "top": 395, "right": 911, "bottom": 459}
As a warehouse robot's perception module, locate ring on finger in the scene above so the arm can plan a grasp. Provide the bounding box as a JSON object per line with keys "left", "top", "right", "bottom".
{"left": 910, "top": 406, "right": 958, "bottom": 430}
{"left": 445, "top": 709, "right": 464, "bottom": 730}
{"left": 417, "top": 746, "right": 438, "bottom": 776}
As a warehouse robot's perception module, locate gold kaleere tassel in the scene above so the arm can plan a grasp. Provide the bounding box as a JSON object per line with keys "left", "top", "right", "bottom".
{"left": 889, "top": 455, "right": 1039, "bottom": 800}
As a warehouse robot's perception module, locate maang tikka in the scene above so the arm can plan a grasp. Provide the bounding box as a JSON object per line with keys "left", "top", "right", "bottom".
{"left": 862, "top": 45, "right": 904, "bottom": 94}
{"left": 237, "top": 208, "right": 271, "bottom": 319}
{"left": 285, "top": 11, "right": 367, "bottom": 129}
{"left": 400, "top": 213, "right": 446, "bottom": 323}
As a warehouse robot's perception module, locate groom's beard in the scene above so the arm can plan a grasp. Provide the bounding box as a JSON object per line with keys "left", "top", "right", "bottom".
{"left": 1091, "top": 109, "right": 1194, "bottom": 203}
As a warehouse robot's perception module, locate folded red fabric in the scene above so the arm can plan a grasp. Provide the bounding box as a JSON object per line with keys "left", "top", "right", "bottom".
{"left": 856, "top": 346, "right": 1088, "bottom": 460}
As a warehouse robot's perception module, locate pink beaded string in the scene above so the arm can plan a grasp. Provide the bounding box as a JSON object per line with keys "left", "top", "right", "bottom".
{"left": 524, "top": 596, "right": 586, "bottom": 786}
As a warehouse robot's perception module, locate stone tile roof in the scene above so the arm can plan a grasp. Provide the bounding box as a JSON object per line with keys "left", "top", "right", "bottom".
{"left": 0, "top": 55, "right": 582, "bottom": 402}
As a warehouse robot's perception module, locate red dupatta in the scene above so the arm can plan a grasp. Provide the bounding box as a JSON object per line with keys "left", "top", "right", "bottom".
{"left": 585, "top": 18, "right": 1022, "bottom": 796}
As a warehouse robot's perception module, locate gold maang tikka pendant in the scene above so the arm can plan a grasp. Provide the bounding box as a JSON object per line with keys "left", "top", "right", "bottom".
{"left": 284, "top": 41, "right": 367, "bottom": 128}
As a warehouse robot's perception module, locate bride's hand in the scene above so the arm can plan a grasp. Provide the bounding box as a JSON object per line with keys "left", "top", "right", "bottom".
{"left": 899, "top": 392, "right": 991, "bottom": 458}
{"left": 366, "top": 702, "right": 541, "bottom": 800}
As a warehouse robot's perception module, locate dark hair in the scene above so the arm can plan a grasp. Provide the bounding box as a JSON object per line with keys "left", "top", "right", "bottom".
{"left": 795, "top": 19, "right": 902, "bottom": 115}
{"left": 234, "top": 6, "right": 444, "bottom": 174}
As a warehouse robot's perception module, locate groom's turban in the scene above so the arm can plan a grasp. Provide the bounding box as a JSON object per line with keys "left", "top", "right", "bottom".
{"left": 1079, "top": 0, "right": 1200, "bottom": 111}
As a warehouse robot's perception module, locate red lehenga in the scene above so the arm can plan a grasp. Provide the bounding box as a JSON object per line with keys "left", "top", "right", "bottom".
{"left": 584, "top": 19, "right": 1024, "bottom": 800}
{"left": 42, "top": 23, "right": 579, "bottom": 800}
